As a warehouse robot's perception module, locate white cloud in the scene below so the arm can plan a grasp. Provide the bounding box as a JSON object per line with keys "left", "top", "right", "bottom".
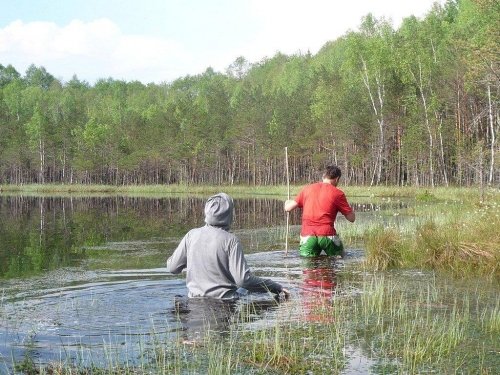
{"left": 229, "top": 0, "right": 440, "bottom": 64}
{"left": 0, "top": 1, "right": 442, "bottom": 83}
{"left": 0, "top": 18, "right": 189, "bottom": 83}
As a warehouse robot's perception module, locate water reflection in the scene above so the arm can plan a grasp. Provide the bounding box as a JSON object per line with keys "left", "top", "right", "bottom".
{"left": 300, "top": 257, "right": 337, "bottom": 323}
{"left": 0, "top": 194, "right": 412, "bottom": 370}
{"left": 0, "top": 195, "right": 303, "bottom": 279}
{"left": 171, "top": 295, "right": 282, "bottom": 344}
{"left": 0, "top": 195, "right": 408, "bottom": 279}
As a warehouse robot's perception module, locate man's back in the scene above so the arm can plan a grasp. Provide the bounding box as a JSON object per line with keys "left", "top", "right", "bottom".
{"left": 297, "top": 182, "right": 351, "bottom": 236}
{"left": 284, "top": 165, "right": 355, "bottom": 257}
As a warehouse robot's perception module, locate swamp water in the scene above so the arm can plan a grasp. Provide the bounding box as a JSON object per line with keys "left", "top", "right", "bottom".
{"left": 0, "top": 195, "right": 498, "bottom": 374}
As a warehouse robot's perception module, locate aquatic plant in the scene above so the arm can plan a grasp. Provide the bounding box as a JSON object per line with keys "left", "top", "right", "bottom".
{"left": 364, "top": 203, "right": 500, "bottom": 279}
{"left": 363, "top": 227, "right": 405, "bottom": 270}
{"left": 14, "top": 272, "right": 497, "bottom": 375}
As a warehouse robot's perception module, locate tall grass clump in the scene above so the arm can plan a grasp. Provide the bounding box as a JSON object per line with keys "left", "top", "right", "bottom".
{"left": 364, "top": 227, "right": 405, "bottom": 270}
{"left": 363, "top": 203, "right": 499, "bottom": 278}
{"left": 482, "top": 299, "right": 500, "bottom": 334}
{"left": 415, "top": 220, "right": 498, "bottom": 276}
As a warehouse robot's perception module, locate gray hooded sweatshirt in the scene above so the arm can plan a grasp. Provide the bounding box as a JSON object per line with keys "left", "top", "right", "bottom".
{"left": 166, "top": 193, "right": 283, "bottom": 299}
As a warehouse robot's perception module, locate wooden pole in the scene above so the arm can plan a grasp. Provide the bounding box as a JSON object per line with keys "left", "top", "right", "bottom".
{"left": 285, "top": 147, "right": 290, "bottom": 256}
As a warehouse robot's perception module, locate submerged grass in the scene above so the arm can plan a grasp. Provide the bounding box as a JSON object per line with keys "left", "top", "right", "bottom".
{"left": 14, "top": 275, "right": 499, "bottom": 374}
{"left": 361, "top": 278, "right": 468, "bottom": 371}
{"left": 351, "top": 275, "right": 498, "bottom": 374}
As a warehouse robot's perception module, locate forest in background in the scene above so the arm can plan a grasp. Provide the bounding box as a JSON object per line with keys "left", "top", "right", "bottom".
{"left": 0, "top": 0, "right": 498, "bottom": 187}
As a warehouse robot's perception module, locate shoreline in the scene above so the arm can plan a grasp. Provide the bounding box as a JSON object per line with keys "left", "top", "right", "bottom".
{"left": 1, "top": 183, "right": 498, "bottom": 201}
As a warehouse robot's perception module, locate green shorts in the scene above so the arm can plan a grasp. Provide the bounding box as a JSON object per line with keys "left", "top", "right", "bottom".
{"left": 299, "top": 235, "right": 344, "bottom": 257}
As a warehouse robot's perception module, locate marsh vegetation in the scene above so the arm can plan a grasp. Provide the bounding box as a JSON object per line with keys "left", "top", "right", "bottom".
{"left": 0, "top": 187, "right": 498, "bottom": 374}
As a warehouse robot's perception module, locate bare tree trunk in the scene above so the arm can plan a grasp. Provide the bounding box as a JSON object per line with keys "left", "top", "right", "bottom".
{"left": 487, "top": 84, "right": 496, "bottom": 185}
{"left": 456, "top": 81, "right": 463, "bottom": 186}
{"left": 369, "top": 145, "right": 379, "bottom": 186}
{"left": 253, "top": 144, "right": 257, "bottom": 186}
{"left": 62, "top": 145, "right": 66, "bottom": 183}
{"left": 479, "top": 144, "right": 484, "bottom": 202}
{"left": 412, "top": 60, "right": 434, "bottom": 187}
{"left": 245, "top": 146, "right": 249, "bottom": 185}
{"left": 343, "top": 144, "right": 349, "bottom": 185}
{"left": 361, "top": 58, "right": 385, "bottom": 186}
{"left": 437, "top": 114, "right": 449, "bottom": 186}
{"left": 39, "top": 138, "right": 45, "bottom": 184}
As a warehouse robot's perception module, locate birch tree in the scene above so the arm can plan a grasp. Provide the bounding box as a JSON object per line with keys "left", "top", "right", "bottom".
{"left": 455, "top": 0, "right": 499, "bottom": 185}
{"left": 398, "top": 13, "right": 449, "bottom": 187}
{"left": 343, "top": 15, "right": 395, "bottom": 185}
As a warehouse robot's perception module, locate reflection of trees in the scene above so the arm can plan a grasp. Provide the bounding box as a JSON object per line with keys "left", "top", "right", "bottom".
{"left": 0, "top": 196, "right": 301, "bottom": 278}
{"left": 0, "top": 196, "right": 405, "bottom": 278}
{"left": 2, "top": 196, "right": 302, "bottom": 228}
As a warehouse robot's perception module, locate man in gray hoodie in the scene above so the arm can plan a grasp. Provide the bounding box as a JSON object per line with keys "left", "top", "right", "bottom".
{"left": 166, "top": 193, "right": 288, "bottom": 300}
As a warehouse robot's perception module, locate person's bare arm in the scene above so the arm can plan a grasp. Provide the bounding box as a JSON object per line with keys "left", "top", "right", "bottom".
{"left": 284, "top": 199, "right": 298, "bottom": 212}
{"left": 344, "top": 211, "right": 355, "bottom": 223}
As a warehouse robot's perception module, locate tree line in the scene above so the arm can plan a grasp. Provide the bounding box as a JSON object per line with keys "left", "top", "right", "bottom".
{"left": 0, "top": 0, "right": 498, "bottom": 186}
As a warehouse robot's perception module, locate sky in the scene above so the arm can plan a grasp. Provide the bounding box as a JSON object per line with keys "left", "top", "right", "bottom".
{"left": 0, "top": 0, "right": 444, "bottom": 84}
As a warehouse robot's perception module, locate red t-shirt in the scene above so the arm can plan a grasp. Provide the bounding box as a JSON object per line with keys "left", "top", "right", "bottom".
{"left": 294, "top": 182, "right": 353, "bottom": 236}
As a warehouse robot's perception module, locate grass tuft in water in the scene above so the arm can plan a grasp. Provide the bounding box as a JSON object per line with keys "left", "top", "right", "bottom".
{"left": 13, "top": 273, "right": 499, "bottom": 374}
{"left": 349, "top": 276, "right": 497, "bottom": 374}
{"left": 364, "top": 204, "right": 499, "bottom": 278}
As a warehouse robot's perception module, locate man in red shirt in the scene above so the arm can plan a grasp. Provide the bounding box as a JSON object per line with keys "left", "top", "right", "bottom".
{"left": 284, "top": 165, "right": 355, "bottom": 257}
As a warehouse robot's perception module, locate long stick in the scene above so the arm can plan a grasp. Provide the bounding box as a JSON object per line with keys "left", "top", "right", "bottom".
{"left": 285, "top": 147, "right": 290, "bottom": 256}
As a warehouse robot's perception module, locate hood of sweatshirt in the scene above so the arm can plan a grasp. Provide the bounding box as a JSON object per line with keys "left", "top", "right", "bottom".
{"left": 204, "top": 193, "right": 233, "bottom": 230}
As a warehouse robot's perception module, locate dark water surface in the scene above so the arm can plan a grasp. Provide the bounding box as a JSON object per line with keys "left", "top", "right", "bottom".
{"left": 0, "top": 195, "right": 374, "bottom": 369}
{"left": 3, "top": 195, "right": 493, "bottom": 373}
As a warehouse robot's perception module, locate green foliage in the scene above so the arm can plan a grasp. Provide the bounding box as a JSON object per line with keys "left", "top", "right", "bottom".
{"left": 0, "top": 1, "right": 497, "bottom": 186}
{"left": 0, "top": 64, "right": 20, "bottom": 87}
{"left": 24, "top": 64, "right": 55, "bottom": 90}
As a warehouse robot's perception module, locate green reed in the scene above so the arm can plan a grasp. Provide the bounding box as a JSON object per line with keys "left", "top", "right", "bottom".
{"left": 2, "top": 183, "right": 497, "bottom": 202}
{"left": 364, "top": 201, "right": 500, "bottom": 279}
{"left": 15, "top": 272, "right": 499, "bottom": 374}
{"left": 349, "top": 275, "right": 498, "bottom": 373}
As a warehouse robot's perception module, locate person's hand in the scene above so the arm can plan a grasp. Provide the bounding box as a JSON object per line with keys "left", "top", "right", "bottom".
{"left": 279, "top": 288, "right": 290, "bottom": 300}
{"left": 284, "top": 200, "right": 297, "bottom": 212}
